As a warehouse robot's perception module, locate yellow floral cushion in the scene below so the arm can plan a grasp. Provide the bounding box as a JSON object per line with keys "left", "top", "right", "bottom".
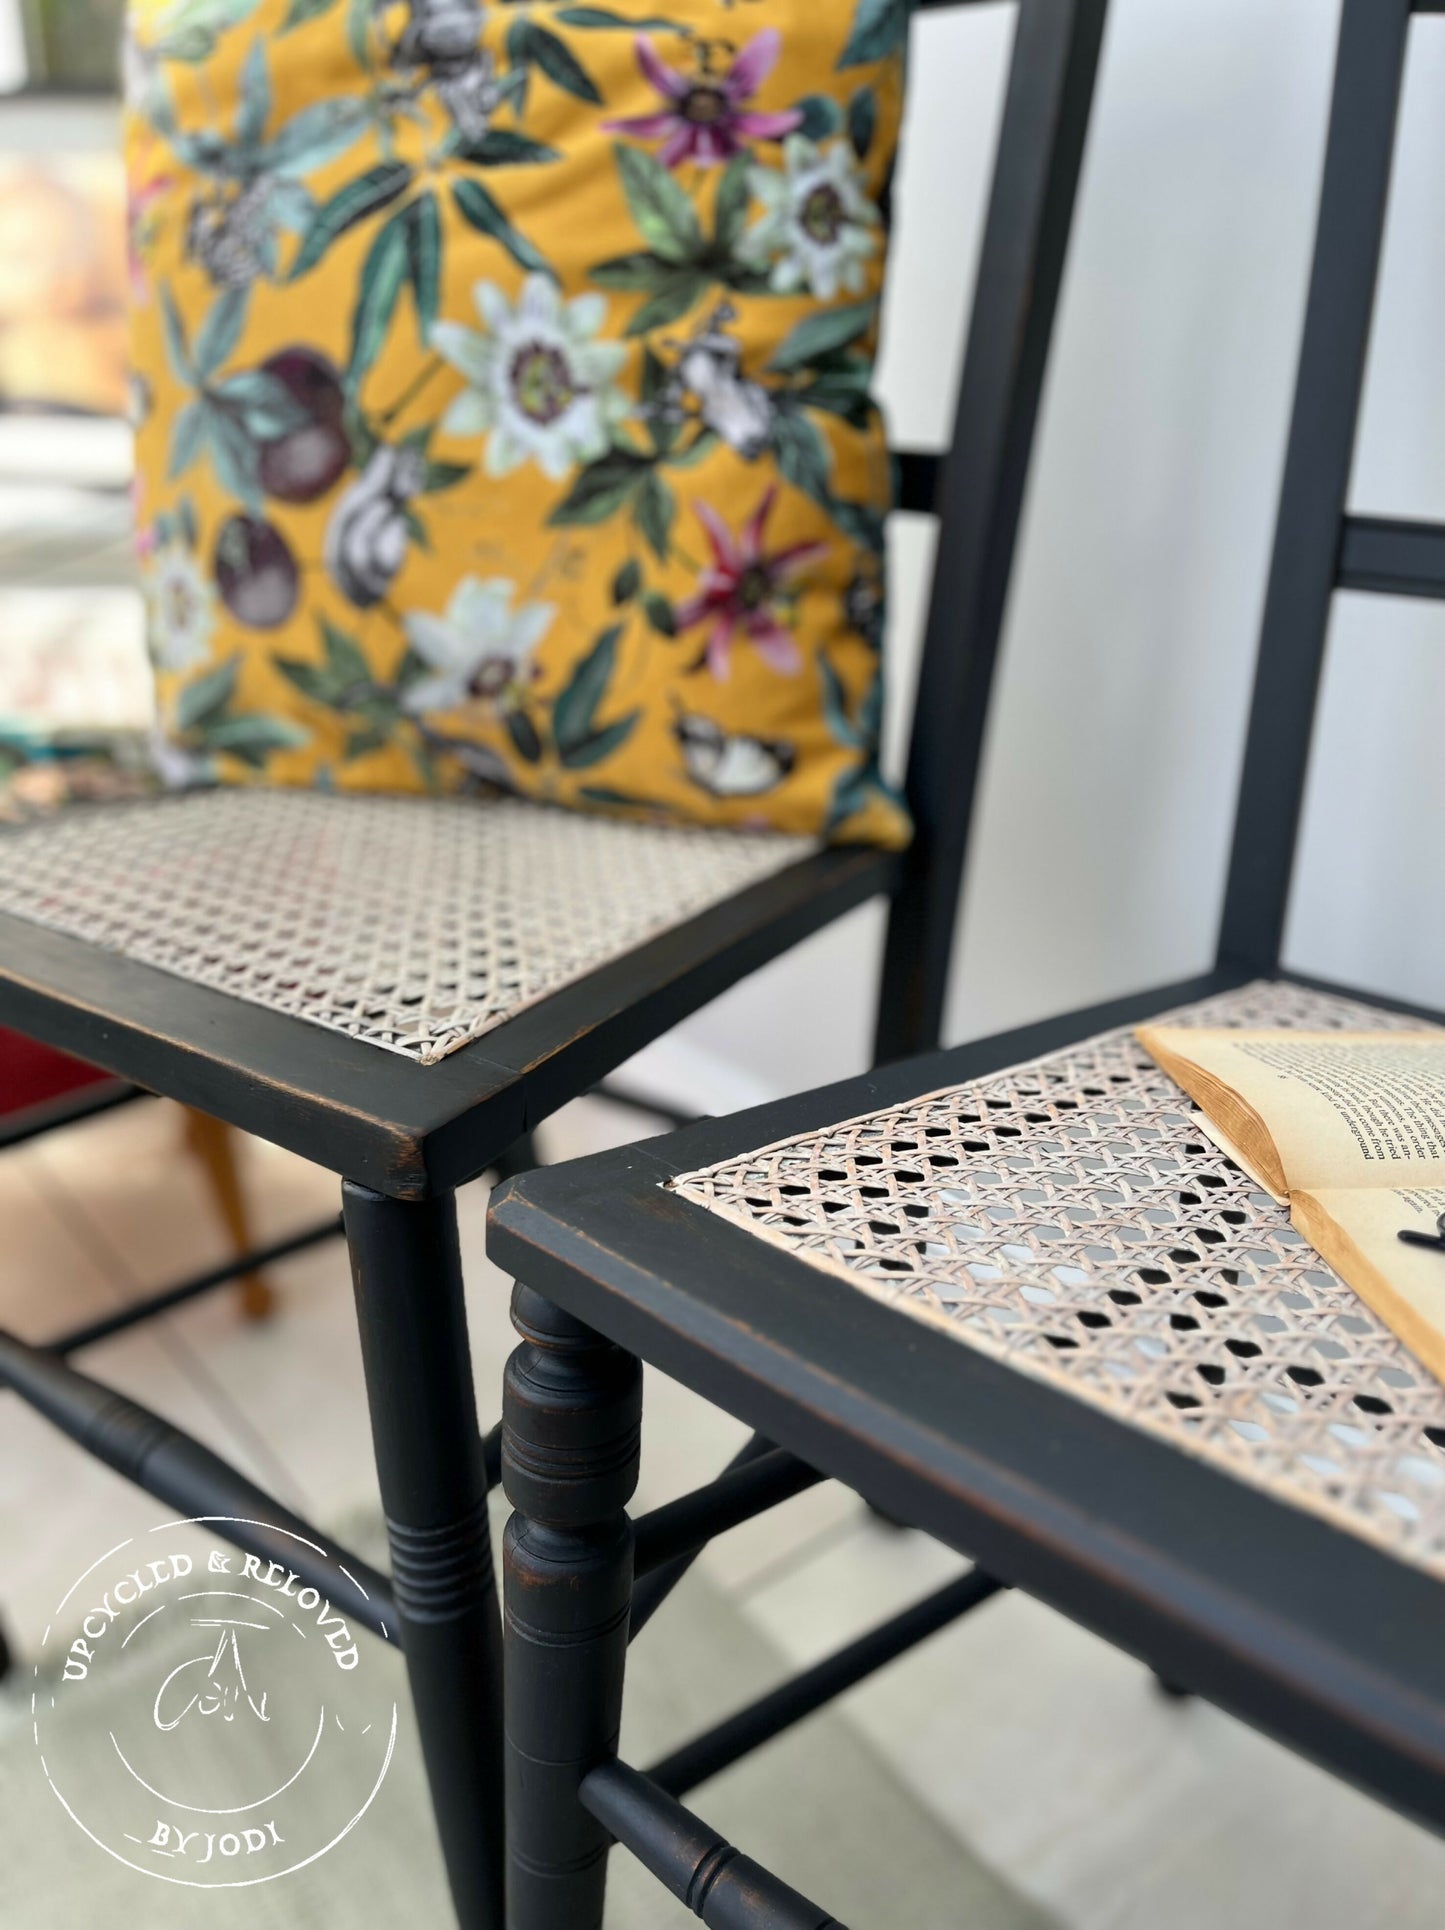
{"left": 126, "top": 0, "right": 911, "bottom": 844}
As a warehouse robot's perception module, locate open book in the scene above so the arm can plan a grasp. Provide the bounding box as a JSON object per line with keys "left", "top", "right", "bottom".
{"left": 1136, "top": 1026, "right": 1445, "bottom": 1381}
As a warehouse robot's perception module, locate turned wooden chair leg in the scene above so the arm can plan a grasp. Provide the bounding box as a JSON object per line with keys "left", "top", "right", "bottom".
{"left": 502, "top": 1284, "right": 642, "bottom": 1930}
{"left": 181, "top": 1106, "right": 274, "bottom": 1319}
{"left": 345, "top": 1184, "right": 507, "bottom": 1928}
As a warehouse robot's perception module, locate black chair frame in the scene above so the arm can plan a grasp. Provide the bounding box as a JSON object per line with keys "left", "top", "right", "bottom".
{"left": 482, "top": 0, "right": 1445, "bottom": 1924}
{"left": 0, "top": 2, "right": 1110, "bottom": 1924}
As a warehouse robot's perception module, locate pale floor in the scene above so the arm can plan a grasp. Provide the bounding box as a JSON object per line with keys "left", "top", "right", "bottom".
{"left": 3, "top": 1094, "right": 1445, "bottom": 1928}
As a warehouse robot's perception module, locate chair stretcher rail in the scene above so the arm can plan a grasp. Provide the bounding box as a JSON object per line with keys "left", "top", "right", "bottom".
{"left": 631, "top": 1448, "right": 822, "bottom": 1578}
{"left": 1336, "top": 515, "right": 1445, "bottom": 599}
{"left": 0, "top": 1328, "right": 396, "bottom": 1640}
{"left": 647, "top": 1566, "right": 1004, "bottom": 1799}
{"left": 48, "top": 1216, "right": 344, "bottom": 1356}
{"left": 630, "top": 1433, "right": 775, "bottom": 1640}
{"left": 581, "top": 1757, "right": 847, "bottom": 1928}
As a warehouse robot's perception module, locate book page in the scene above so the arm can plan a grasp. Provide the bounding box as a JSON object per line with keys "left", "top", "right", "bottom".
{"left": 1139, "top": 1029, "right": 1445, "bottom": 1193}
{"left": 1292, "top": 1186, "right": 1445, "bottom": 1386}
{"left": 1194, "top": 1115, "right": 1288, "bottom": 1205}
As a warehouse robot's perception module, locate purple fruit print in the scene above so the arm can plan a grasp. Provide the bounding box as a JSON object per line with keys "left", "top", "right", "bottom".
{"left": 214, "top": 514, "right": 299, "bottom": 628}
{"left": 256, "top": 349, "right": 349, "bottom": 504}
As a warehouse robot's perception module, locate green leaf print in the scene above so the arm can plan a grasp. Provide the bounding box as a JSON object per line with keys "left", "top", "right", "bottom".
{"left": 290, "top": 162, "right": 413, "bottom": 279}
{"left": 235, "top": 39, "right": 270, "bottom": 150}
{"left": 771, "top": 409, "right": 834, "bottom": 504}
{"left": 625, "top": 271, "right": 709, "bottom": 336}
{"left": 848, "top": 85, "right": 878, "bottom": 159}
{"left": 511, "top": 19, "right": 602, "bottom": 104}
{"left": 276, "top": 618, "right": 375, "bottom": 708}
{"left": 557, "top": 712, "right": 641, "bottom": 769}
{"left": 552, "top": 623, "right": 625, "bottom": 752}
{"left": 632, "top": 470, "right": 675, "bottom": 561}
{"left": 280, "top": 0, "right": 336, "bottom": 29}
{"left": 168, "top": 401, "right": 208, "bottom": 481}
{"left": 159, "top": 286, "right": 196, "bottom": 387}
{"left": 505, "top": 710, "right": 544, "bottom": 764}
{"left": 641, "top": 591, "right": 677, "bottom": 636}
{"left": 794, "top": 94, "right": 842, "bottom": 141}
{"left": 320, "top": 618, "right": 373, "bottom": 692}
{"left": 554, "top": 6, "right": 692, "bottom": 27}
{"left": 548, "top": 450, "right": 651, "bottom": 526}
{"left": 818, "top": 650, "right": 861, "bottom": 749}
{"left": 450, "top": 179, "right": 555, "bottom": 278}
{"left": 175, "top": 655, "right": 240, "bottom": 732}
{"left": 149, "top": 0, "right": 262, "bottom": 64}
{"left": 828, "top": 495, "right": 887, "bottom": 555}
{"left": 204, "top": 715, "right": 310, "bottom": 764}
{"left": 839, "top": 0, "right": 910, "bottom": 67}
{"left": 768, "top": 300, "right": 877, "bottom": 374}
{"left": 422, "top": 458, "right": 471, "bottom": 494}
{"left": 712, "top": 156, "right": 752, "bottom": 253}
{"left": 347, "top": 206, "right": 412, "bottom": 386}
{"left": 405, "top": 191, "right": 442, "bottom": 342}
{"left": 588, "top": 252, "right": 678, "bottom": 291}
{"left": 191, "top": 286, "right": 250, "bottom": 379}
{"left": 264, "top": 98, "right": 372, "bottom": 178}
{"left": 451, "top": 129, "right": 561, "bottom": 167}
{"left": 207, "top": 405, "right": 264, "bottom": 510}
{"left": 613, "top": 145, "right": 704, "bottom": 264}
{"left": 211, "top": 368, "right": 310, "bottom": 439}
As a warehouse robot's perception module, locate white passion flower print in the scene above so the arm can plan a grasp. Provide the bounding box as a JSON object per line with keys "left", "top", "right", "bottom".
{"left": 143, "top": 537, "right": 216, "bottom": 671}
{"left": 433, "top": 277, "right": 630, "bottom": 481}
{"left": 748, "top": 137, "right": 880, "bottom": 301}
{"left": 402, "top": 577, "right": 555, "bottom": 716}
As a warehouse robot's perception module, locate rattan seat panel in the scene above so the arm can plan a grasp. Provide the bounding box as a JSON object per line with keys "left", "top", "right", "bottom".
{"left": 671, "top": 982, "right": 1445, "bottom": 1580}
{"left": 0, "top": 790, "right": 812, "bottom": 1064}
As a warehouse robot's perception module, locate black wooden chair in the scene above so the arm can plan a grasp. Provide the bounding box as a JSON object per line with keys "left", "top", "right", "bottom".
{"left": 485, "top": 2, "right": 1445, "bottom": 1924}
{"left": 0, "top": 3, "right": 1110, "bottom": 1924}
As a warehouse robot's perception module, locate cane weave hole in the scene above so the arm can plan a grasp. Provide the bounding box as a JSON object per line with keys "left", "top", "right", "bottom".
{"left": 670, "top": 982, "right": 1445, "bottom": 1580}
{"left": 0, "top": 789, "right": 811, "bottom": 1064}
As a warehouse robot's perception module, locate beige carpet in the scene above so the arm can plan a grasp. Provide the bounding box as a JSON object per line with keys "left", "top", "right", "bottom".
{"left": 0, "top": 1516, "right": 1054, "bottom": 1930}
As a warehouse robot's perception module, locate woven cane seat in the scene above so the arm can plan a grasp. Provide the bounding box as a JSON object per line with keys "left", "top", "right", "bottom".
{"left": 0, "top": 789, "right": 811, "bottom": 1065}
{"left": 669, "top": 981, "right": 1445, "bottom": 1582}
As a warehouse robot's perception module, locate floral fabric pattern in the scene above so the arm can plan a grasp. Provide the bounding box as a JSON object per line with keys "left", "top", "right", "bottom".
{"left": 126, "top": 0, "right": 911, "bottom": 843}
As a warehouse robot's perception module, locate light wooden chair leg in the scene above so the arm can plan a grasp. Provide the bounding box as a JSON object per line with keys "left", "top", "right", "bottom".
{"left": 181, "top": 1107, "right": 275, "bottom": 1320}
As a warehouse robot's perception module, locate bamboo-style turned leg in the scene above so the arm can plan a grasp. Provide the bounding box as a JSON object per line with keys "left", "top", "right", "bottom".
{"left": 502, "top": 1284, "right": 642, "bottom": 1930}
{"left": 181, "top": 1107, "right": 274, "bottom": 1320}
{"left": 345, "top": 1183, "right": 506, "bottom": 1929}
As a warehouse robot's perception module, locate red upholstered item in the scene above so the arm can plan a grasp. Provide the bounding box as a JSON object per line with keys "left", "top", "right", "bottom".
{"left": 0, "top": 1026, "right": 111, "bottom": 1115}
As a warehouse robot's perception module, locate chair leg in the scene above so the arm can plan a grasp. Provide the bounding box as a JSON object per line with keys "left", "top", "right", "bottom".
{"left": 501, "top": 1283, "right": 642, "bottom": 1930}
{"left": 343, "top": 1182, "right": 506, "bottom": 1930}
{"left": 181, "top": 1106, "right": 274, "bottom": 1320}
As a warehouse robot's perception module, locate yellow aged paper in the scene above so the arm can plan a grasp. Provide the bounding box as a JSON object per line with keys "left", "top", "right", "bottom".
{"left": 1137, "top": 1028, "right": 1445, "bottom": 1195}
{"left": 1293, "top": 1187, "right": 1445, "bottom": 1385}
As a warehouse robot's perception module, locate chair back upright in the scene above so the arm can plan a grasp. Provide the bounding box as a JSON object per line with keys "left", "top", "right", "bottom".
{"left": 875, "top": 0, "right": 1111, "bottom": 1063}
{"left": 1218, "top": 0, "right": 1438, "bottom": 977}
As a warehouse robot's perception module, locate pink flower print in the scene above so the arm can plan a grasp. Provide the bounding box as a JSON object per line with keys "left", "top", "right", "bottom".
{"left": 673, "top": 486, "right": 825, "bottom": 679}
{"left": 605, "top": 30, "right": 803, "bottom": 169}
